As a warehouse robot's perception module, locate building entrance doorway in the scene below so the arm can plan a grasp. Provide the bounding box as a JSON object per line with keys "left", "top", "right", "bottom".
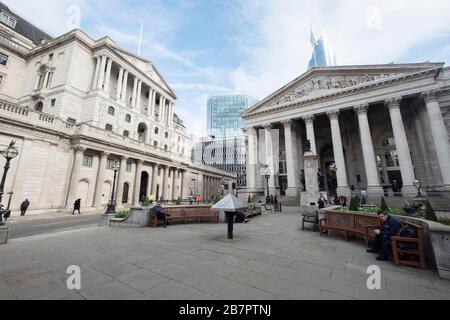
{"left": 278, "top": 176, "right": 287, "bottom": 196}
{"left": 325, "top": 161, "right": 338, "bottom": 196}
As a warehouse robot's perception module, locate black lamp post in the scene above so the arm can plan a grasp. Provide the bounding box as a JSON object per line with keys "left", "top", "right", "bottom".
{"left": 265, "top": 174, "right": 270, "bottom": 197}
{"left": 0, "top": 141, "right": 19, "bottom": 225}
{"left": 413, "top": 179, "right": 422, "bottom": 198}
{"left": 105, "top": 160, "right": 120, "bottom": 215}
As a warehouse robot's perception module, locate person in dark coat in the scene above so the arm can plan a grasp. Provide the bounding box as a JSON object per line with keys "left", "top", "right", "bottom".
{"left": 152, "top": 202, "right": 169, "bottom": 228}
{"left": 367, "top": 210, "right": 402, "bottom": 261}
{"left": 73, "top": 198, "right": 81, "bottom": 215}
{"left": 318, "top": 193, "right": 327, "bottom": 209}
{"left": 20, "top": 199, "right": 30, "bottom": 216}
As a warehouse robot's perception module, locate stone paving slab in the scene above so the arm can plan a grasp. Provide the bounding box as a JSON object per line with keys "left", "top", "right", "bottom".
{"left": 0, "top": 206, "right": 449, "bottom": 300}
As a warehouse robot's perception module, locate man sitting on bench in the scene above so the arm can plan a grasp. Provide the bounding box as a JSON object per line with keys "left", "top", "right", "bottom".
{"left": 367, "top": 210, "right": 402, "bottom": 261}
{"left": 152, "top": 202, "right": 170, "bottom": 228}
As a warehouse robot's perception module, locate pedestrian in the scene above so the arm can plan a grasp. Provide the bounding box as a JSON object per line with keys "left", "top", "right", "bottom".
{"left": 270, "top": 195, "right": 274, "bottom": 204}
{"left": 73, "top": 198, "right": 81, "bottom": 215}
{"left": 20, "top": 198, "right": 30, "bottom": 216}
{"left": 318, "top": 193, "right": 327, "bottom": 209}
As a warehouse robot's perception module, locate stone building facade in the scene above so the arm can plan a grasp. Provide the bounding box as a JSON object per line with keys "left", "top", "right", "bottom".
{"left": 242, "top": 63, "right": 450, "bottom": 207}
{"left": 0, "top": 9, "right": 234, "bottom": 215}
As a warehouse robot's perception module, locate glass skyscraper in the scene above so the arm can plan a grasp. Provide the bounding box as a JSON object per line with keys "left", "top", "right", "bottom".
{"left": 307, "top": 34, "right": 337, "bottom": 71}
{"left": 207, "top": 93, "right": 258, "bottom": 138}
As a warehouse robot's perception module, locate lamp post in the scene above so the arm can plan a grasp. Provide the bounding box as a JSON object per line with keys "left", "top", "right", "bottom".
{"left": 0, "top": 141, "right": 19, "bottom": 225}
{"left": 413, "top": 179, "right": 422, "bottom": 198}
{"left": 105, "top": 160, "right": 120, "bottom": 215}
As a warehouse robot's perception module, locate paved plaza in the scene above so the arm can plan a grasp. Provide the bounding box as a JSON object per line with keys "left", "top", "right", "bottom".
{"left": 1, "top": 207, "right": 449, "bottom": 300}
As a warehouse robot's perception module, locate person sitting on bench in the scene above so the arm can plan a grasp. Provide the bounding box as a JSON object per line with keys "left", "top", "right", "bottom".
{"left": 152, "top": 202, "right": 170, "bottom": 228}
{"left": 367, "top": 210, "right": 402, "bottom": 261}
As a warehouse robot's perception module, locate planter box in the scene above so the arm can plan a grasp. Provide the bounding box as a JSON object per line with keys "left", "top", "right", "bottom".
{"left": 109, "top": 207, "right": 151, "bottom": 227}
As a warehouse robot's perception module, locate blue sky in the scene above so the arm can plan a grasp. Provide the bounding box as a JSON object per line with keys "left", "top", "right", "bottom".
{"left": 5, "top": 0, "right": 450, "bottom": 136}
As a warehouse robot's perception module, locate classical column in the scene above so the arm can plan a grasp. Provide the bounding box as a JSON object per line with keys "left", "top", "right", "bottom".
{"left": 326, "top": 111, "right": 351, "bottom": 197}
{"left": 94, "top": 151, "right": 110, "bottom": 207}
{"left": 104, "top": 58, "right": 113, "bottom": 93}
{"left": 152, "top": 164, "right": 159, "bottom": 198}
{"left": 386, "top": 97, "right": 416, "bottom": 195}
{"left": 42, "top": 71, "right": 50, "bottom": 89}
{"left": 66, "top": 145, "right": 87, "bottom": 207}
{"left": 136, "top": 80, "right": 142, "bottom": 111}
{"left": 172, "top": 168, "right": 178, "bottom": 200}
{"left": 160, "top": 96, "right": 166, "bottom": 123}
{"left": 303, "top": 115, "right": 317, "bottom": 155}
{"left": 92, "top": 57, "right": 101, "bottom": 90}
{"left": 245, "top": 127, "right": 258, "bottom": 190}
{"left": 151, "top": 90, "right": 157, "bottom": 117}
{"left": 263, "top": 123, "right": 277, "bottom": 194}
{"left": 423, "top": 90, "right": 450, "bottom": 190}
{"left": 116, "top": 67, "right": 124, "bottom": 100}
{"left": 282, "top": 120, "right": 301, "bottom": 198}
{"left": 133, "top": 160, "right": 143, "bottom": 206}
{"left": 180, "top": 170, "right": 187, "bottom": 199}
{"left": 116, "top": 156, "right": 129, "bottom": 207}
{"left": 121, "top": 70, "right": 129, "bottom": 103}
{"left": 97, "top": 56, "right": 107, "bottom": 90}
{"left": 131, "top": 78, "right": 138, "bottom": 108}
{"left": 354, "top": 104, "right": 383, "bottom": 196}
{"left": 160, "top": 166, "right": 167, "bottom": 200}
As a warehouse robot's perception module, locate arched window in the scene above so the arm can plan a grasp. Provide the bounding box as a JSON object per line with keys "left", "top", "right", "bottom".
{"left": 125, "top": 114, "right": 131, "bottom": 123}
{"left": 34, "top": 101, "right": 43, "bottom": 112}
{"left": 165, "top": 132, "right": 169, "bottom": 139}
{"left": 108, "top": 106, "right": 115, "bottom": 116}
{"left": 154, "top": 127, "right": 159, "bottom": 135}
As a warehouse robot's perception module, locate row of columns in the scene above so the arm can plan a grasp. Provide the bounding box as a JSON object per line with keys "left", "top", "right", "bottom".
{"left": 246, "top": 90, "right": 450, "bottom": 196}
{"left": 92, "top": 55, "right": 174, "bottom": 126}
{"left": 67, "top": 145, "right": 188, "bottom": 208}
{"left": 203, "top": 176, "right": 223, "bottom": 201}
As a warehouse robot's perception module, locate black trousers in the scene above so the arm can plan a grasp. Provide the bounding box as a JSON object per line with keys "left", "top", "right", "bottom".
{"left": 371, "top": 234, "right": 392, "bottom": 259}
{"left": 21, "top": 209, "right": 27, "bottom": 216}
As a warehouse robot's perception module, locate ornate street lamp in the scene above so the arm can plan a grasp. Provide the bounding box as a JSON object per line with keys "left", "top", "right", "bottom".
{"left": 0, "top": 141, "right": 19, "bottom": 225}
{"left": 105, "top": 160, "right": 120, "bottom": 215}
{"left": 413, "top": 179, "right": 422, "bottom": 198}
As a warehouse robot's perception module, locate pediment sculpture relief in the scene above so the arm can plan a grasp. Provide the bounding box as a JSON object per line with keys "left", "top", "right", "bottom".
{"left": 270, "top": 74, "right": 397, "bottom": 106}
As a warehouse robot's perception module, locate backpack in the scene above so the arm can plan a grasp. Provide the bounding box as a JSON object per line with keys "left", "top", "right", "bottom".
{"left": 396, "top": 224, "right": 418, "bottom": 250}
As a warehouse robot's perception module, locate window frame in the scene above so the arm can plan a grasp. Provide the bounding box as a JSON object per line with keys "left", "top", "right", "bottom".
{"left": 0, "top": 52, "right": 8, "bottom": 66}
{"left": 108, "top": 106, "right": 115, "bottom": 116}
{"left": 82, "top": 155, "right": 94, "bottom": 168}
{"left": 105, "top": 123, "right": 113, "bottom": 131}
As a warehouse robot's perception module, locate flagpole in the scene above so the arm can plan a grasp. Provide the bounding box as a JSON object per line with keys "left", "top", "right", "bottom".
{"left": 138, "top": 17, "right": 144, "bottom": 56}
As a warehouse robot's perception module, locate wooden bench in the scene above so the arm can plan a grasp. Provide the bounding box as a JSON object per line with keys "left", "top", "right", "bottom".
{"left": 149, "top": 206, "right": 218, "bottom": 227}
{"left": 391, "top": 221, "right": 426, "bottom": 269}
{"left": 320, "top": 210, "right": 380, "bottom": 247}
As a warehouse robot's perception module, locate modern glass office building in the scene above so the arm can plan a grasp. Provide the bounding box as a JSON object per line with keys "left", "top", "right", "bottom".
{"left": 207, "top": 93, "right": 258, "bottom": 138}
{"left": 307, "top": 34, "right": 337, "bottom": 70}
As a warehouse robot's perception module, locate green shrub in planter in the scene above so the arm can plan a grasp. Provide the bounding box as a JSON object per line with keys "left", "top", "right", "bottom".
{"left": 424, "top": 199, "right": 438, "bottom": 222}
{"left": 142, "top": 197, "right": 152, "bottom": 207}
{"left": 248, "top": 195, "right": 252, "bottom": 204}
{"left": 349, "top": 197, "right": 360, "bottom": 212}
{"left": 176, "top": 197, "right": 182, "bottom": 205}
{"left": 213, "top": 195, "right": 221, "bottom": 204}
{"left": 115, "top": 210, "right": 129, "bottom": 219}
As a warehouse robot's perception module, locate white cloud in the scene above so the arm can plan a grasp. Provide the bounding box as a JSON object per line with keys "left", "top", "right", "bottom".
{"left": 227, "top": 0, "right": 450, "bottom": 100}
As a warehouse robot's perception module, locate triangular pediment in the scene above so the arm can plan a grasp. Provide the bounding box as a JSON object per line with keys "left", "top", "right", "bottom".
{"left": 113, "top": 48, "right": 176, "bottom": 98}
{"left": 243, "top": 62, "right": 444, "bottom": 116}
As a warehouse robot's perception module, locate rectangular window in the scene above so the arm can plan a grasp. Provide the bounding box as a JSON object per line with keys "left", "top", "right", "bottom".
{"left": 126, "top": 162, "right": 132, "bottom": 172}
{"left": 106, "top": 159, "right": 116, "bottom": 169}
{"left": 82, "top": 155, "right": 93, "bottom": 167}
{"left": 49, "top": 53, "right": 54, "bottom": 62}
{"left": 67, "top": 118, "right": 76, "bottom": 124}
{"left": 0, "top": 12, "right": 17, "bottom": 29}
{"left": 105, "top": 124, "right": 113, "bottom": 131}
{"left": 0, "top": 75, "right": 3, "bottom": 87}
{"left": 0, "top": 52, "right": 8, "bottom": 66}
{"left": 154, "top": 141, "right": 158, "bottom": 147}
{"left": 164, "top": 145, "right": 168, "bottom": 151}
{"left": 123, "top": 130, "right": 129, "bottom": 137}
{"left": 51, "top": 99, "right": 56, "bottom": 107}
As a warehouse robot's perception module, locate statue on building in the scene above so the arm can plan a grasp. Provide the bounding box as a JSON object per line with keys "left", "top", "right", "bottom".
{"left": 318, "top": 168, "right": 325, "bottom": 191}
